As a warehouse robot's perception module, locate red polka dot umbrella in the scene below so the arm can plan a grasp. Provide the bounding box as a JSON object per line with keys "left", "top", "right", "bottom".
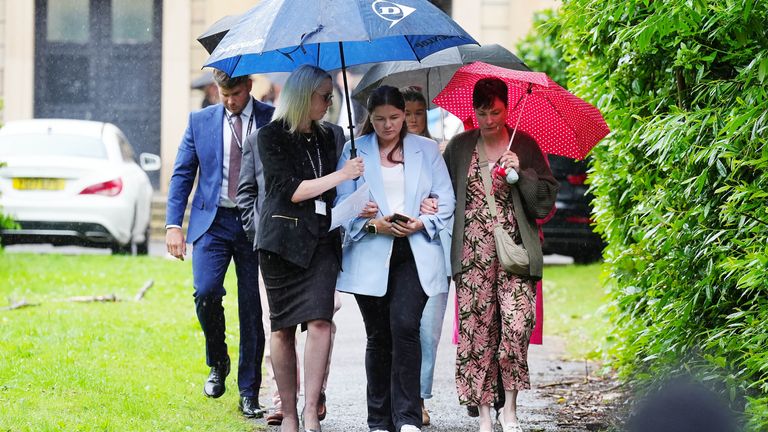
{"left": 432, "top": 61, "right": 610, "bottom": 159}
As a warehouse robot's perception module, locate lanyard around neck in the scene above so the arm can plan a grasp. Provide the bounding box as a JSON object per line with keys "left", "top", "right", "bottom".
{"left": 225, "top": 97, "right": 255, "bottom": 149}
{"left": 303, "top": 133, "right": 323, "bottom": 179}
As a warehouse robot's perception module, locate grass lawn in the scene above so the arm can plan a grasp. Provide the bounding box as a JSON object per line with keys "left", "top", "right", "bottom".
{"left": 0, "top": 253, "right": 259, "bottom": 432}
{"left": 543, "top": 262, "right": 611, "bottom": 360}
{"left": 0, "top": 252, "right": 609, "bottom": 430}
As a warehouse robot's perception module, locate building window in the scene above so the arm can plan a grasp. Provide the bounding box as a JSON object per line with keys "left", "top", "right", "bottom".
{"left": 46, "top": 0, "right": 89, "bottom": 43}
{"left": 112, "top": 0, "right": 154, "bottom": 44}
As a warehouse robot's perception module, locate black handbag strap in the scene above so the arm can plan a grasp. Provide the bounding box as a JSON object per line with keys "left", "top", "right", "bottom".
{"left": 476, "top": 138, "right": 502, "bottom": 226}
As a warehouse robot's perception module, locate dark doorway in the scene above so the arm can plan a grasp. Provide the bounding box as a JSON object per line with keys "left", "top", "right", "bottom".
{"left": 34, "top": 0, "right": 163, "bottom": 188}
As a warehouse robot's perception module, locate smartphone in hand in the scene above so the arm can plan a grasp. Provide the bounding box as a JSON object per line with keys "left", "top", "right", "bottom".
{"left": 391, "top": 213, "right": 411, "bottom": 224}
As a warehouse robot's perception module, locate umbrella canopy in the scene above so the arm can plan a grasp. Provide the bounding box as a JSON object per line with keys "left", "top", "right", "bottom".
{"left": 204, "top": 0, "right": 477, "bottom": 76}
{"left": 352, "top": 43, "right": 529, "bottom": 108}
{"left": 197, "top": 14, "right": 241, "bottom": 55}
{"left": 204, "top": 0, "right": 478, "bottom": 156}
{"left": 432, "top": 62, "right": 610, "bottom": 159}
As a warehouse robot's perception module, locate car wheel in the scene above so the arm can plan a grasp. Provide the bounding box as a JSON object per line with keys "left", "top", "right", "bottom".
{"left": 135, "top": 227, "right": 149, "bottom": 255}
{"left": 110, "top": 242, "right": 130, "bottom": 255}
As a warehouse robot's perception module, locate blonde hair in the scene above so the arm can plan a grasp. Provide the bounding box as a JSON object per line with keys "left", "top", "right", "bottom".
{"left": 272, "top": 65, "right": 331, "bottom": 134}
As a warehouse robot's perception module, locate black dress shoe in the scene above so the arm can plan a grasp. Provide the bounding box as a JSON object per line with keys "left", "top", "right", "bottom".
{"left": 239, "top": 396, "right": 266, "bottom": 419}
{"left": 203, "top": 359, "right": 230, "bottom": 398}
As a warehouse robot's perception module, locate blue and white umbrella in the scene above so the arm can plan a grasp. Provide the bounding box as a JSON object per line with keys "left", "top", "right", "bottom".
{"left": 204, "top": 0, "right": 478, "bottom": 155}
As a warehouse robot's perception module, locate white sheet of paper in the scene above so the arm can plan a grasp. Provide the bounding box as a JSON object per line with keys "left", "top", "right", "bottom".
{"left": 330, "top": 183, "right": 370, "bottom": 231}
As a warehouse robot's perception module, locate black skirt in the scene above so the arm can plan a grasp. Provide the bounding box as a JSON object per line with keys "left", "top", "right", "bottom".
{"left": 259, "top": 237, "right": 339, "bottom": 331}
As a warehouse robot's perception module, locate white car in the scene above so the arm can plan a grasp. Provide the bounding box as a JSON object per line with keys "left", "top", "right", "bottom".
{"left": 0, "top": 119, "right": 160, "bottom": 254}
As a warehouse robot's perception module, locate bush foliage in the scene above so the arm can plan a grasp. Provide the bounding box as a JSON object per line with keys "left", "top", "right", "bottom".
{"left": 555, "top": 0, "right": 768, "bottom": 428}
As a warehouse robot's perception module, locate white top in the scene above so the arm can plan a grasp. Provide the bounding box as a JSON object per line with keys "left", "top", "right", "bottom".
{"left": 219, "top": 97, "right": 254, "bottom": 207}
{"left": 381, "top": 163, "right": 405, "bottom": 215}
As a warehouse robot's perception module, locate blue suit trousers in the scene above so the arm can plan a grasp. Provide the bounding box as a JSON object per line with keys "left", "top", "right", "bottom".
{"left": 192, "top": 206, "right": 264, "bottom": 398}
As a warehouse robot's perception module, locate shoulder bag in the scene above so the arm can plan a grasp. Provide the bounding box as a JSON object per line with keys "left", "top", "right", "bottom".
{"left": 476, "top": 140, "right": 530, "bottom": 276}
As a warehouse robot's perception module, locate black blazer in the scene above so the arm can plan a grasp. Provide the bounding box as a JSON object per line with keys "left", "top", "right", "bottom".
{"left": 256, "top": 120, "right": 342, "bottom": 268}
{"left": 237, "top": 121, "right": 345, "bottom": 250}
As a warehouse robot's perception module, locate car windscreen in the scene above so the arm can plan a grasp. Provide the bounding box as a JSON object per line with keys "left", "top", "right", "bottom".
{"left": 0, "top": 133, "right": 108, "bottom": 159}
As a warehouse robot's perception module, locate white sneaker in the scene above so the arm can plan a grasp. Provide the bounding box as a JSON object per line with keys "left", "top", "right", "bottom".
{"left": 498, "top": 411, "right": 524, "bottom": 432}
{"left": 401, "top": 426, "right": 421, "bottom": 432}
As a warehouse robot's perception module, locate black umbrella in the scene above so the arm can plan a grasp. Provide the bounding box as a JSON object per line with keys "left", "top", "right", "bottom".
{"left": 352, "top": 43, "right": 529, "bottom": 108}
{"left": 196, "top": 14, "right": 241, "bottom": 55}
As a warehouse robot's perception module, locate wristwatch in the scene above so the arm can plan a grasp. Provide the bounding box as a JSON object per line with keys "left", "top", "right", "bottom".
{"left": 365, "top": 220, "right": 377, "bottom": 234}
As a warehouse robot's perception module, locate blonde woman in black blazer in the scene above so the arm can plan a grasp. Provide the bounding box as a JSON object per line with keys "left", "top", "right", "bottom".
{"left": 256, "top": 64, "right": 364, "bottom": 432}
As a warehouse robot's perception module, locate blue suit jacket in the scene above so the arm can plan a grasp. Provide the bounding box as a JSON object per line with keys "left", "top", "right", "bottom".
{"left": 334, "top": 133, "right": 455, "bottom": 297}
{"left": 166, "top": 100, "right": 274, "bottom": 243}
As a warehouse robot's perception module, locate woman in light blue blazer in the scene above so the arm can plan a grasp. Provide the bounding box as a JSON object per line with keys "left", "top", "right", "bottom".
{"left": 336, "top": 86, "right": 455, "bottom": 432}
{"left": 401, "top": 86, "right": 452, "bottom": 427}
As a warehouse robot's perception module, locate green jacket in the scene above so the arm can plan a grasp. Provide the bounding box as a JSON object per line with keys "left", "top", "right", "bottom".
{"left": 443, "top": 128, "right": 559, "bottom": 280}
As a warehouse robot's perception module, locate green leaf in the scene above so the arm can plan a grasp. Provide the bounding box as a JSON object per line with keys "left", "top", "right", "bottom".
{"left": 758, "top": 58, "right": 768, "bottom": 83}
{"left": 716, "top": 159, "right": 728, "bottom": 176}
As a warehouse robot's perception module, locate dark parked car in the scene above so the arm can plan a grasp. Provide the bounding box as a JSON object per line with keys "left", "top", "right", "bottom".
{"left": 541, "top": 155, "right": 604, "bottom": 263}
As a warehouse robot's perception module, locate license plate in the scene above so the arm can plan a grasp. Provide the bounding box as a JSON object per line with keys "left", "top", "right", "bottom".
{"left": 12, "top": 178, "right": 65, "bottom": 191}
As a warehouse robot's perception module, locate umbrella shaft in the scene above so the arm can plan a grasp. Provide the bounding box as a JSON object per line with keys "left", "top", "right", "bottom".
{"left": 339, "top": 42, "right": 357, "bottom": 158}
{"left": 507, "top": 93, "right": 529, "bottom": 151}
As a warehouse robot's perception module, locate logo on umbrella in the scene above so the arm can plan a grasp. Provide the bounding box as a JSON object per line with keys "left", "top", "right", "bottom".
{"left": 372, "top": 0, "right": 416, "bottom": 28}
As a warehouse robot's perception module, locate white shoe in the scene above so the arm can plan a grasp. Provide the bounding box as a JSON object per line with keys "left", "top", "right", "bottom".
{"left": 499, "top": 411, "right": 523, "bottom": 432}
{"left": 401, "top": 425, "right": 421, "bottom": 432}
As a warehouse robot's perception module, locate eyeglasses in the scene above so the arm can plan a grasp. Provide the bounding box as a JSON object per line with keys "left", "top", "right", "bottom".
{"left": 315, "top": 91, "right": 333, "bottom": 103}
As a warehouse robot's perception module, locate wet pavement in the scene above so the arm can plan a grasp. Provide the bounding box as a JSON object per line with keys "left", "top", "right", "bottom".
{"left": 261, "top": 288, "right": 588, "bottom": 432}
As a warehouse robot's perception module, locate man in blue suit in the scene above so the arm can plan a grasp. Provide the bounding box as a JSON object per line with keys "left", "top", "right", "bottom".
{"left": 165, "top": 70, "right": 274, "bottom": 418}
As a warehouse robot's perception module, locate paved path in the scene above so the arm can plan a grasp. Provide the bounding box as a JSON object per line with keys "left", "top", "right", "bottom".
{"left": 261, "top": 288, "right": 584, "bottom": 432}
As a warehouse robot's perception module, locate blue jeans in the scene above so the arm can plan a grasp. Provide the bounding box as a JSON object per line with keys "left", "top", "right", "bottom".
{"left": 419, "top": 290, "right": 448, "bottom": 399}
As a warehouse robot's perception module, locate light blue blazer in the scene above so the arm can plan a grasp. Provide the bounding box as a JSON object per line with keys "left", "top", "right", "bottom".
{"left": 335, "top": 133, "right": 456, "bottom": 297}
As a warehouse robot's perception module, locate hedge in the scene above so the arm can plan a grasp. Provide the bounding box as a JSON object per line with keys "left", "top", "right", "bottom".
{"left": 554, "top": 0, "right": 768, "bottom": 428}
